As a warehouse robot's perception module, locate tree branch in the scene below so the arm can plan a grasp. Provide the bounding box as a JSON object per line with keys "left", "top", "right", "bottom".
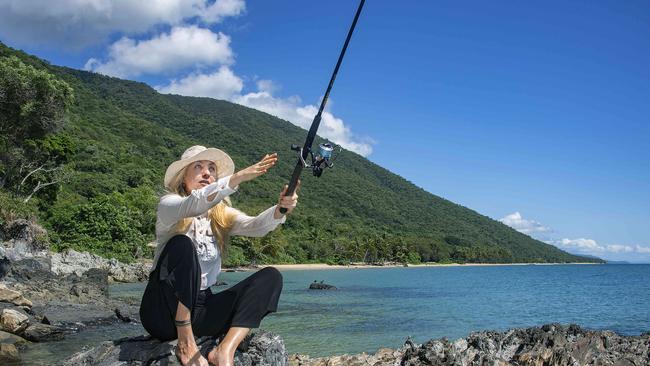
{"left": 19, "top": 164, "right": 60, "bottom": 187}
{"left": 23, "top": 179, "right": 59, "bottom": 203}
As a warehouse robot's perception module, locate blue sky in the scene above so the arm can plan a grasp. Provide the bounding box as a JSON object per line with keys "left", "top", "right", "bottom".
{"left": 1, "top": 0, "right": 648, "bottom": 262}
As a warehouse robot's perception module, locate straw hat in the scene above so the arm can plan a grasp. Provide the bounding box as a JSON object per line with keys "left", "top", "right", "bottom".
{"left": 164, "top": 145, "right": 235, "bottom": 190}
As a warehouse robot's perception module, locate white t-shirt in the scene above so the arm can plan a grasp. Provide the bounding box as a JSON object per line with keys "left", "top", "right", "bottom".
{"left": 151, "top": 175, "right": 286, "bottom": 289}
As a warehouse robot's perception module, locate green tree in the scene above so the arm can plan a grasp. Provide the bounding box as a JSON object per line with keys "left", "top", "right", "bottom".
{"left": 0, "top": 56, "right": 74, "bottom": 201}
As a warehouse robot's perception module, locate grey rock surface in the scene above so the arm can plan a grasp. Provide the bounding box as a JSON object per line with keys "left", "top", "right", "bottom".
{"left": 290, "top": 324, "right": 650, "bottom": 366}
{"left": 22, "top": 322, "right": 65, "bottom": 342}
{"left": 61, "top": 330, "right": 287, "bottom": 366}
{"left": 1, "top": 218, "right": 149, "bottom": 284}
{"left": 1, "top": 257, "right": 139, "bottom": 339}
{"left": 400, "top": 323, "right": 650, "bottom": 366}
{"left": 50, "top": 249, "right": 150, "bottom": 283}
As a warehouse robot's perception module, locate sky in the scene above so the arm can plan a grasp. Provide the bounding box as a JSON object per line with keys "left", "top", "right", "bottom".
{"left": 1, "top": 0, "right": 648, "bottom": 262}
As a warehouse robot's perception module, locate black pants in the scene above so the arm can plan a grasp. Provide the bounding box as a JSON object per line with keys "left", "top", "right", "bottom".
{"left": 139, "top": 235, "right": 283, "bottom": 341}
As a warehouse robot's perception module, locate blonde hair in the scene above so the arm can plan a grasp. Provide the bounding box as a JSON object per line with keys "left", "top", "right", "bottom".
{"left": 166, "top": 165, "right": 238, "bottom": 254}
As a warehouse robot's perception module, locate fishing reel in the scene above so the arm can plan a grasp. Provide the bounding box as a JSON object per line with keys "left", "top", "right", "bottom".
{"left": 290, "top": 142, "right": 341, "bottom": 177}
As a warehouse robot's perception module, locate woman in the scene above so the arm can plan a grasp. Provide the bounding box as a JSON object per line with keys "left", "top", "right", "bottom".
{"left": 140, "top": 145, "right": 298, "bottom": 366}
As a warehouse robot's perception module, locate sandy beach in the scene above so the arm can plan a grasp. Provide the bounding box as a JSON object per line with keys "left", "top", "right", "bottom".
{"left": 248, "top": 262, "right": 600, "bottom": 271}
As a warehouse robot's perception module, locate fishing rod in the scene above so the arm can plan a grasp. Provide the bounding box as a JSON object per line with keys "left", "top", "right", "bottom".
{"left": 279, "top": 0, "right": 365, "bottom": 214}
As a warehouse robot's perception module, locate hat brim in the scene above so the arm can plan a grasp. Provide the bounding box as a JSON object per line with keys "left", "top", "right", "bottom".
{"left": 164, "top": 148, "right": 235, "bottom": 190}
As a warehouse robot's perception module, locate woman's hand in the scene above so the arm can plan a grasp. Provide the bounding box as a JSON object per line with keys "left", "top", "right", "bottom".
{"left": 229, "top": 153, "right": 277, "bottom": 188}
{"left": 274, "top": 180, "right": 300, "bottom": 218}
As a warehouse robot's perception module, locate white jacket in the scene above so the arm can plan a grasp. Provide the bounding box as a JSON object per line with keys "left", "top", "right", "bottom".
{"left": 151, "top": 175, "right": 286, "bottom": 289}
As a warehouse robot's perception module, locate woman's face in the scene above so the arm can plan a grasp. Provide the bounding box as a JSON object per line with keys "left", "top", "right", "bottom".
{"left": 182, "top": 160, "right": 218, "bottom": 193}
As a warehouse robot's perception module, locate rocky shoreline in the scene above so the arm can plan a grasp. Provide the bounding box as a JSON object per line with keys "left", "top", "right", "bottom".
{"left": 0, "top": 219, "right": 145, "bottom": 363}
{"left": 58, "top": 323, "right": 650, "bottom": 365}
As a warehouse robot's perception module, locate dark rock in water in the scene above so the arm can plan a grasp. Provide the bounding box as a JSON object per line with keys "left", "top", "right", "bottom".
{"left": 61, "top": 329, "right": 287, "bottom": 366}
{"left": 22, "top": 323, "right": 65, "bottom": 342}
{"left": 114, "top": 308, "right": 132, "bottom": 323}
{"left": 309, "top": 281, "right": 336, "bottom": 290}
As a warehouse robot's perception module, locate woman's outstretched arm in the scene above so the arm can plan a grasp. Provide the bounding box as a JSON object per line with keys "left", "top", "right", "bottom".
{"left": 158, "top": 175, "right": 237, "bottom": 225}
{"left": 228, "top": 182, "right": 299, "bottom": 236}
{"left": 227, "top": 205, "right": 286, "bottom": 237}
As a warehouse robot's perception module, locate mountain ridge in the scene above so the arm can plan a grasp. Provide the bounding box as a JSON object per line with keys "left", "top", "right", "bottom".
{"left": 0, "top": 42, "right": 602, "bottom": 265}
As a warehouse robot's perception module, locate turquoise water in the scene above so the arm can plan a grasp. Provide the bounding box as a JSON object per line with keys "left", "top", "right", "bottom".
{"left": 17, "top": 264, "right": 650, "bottom": 364}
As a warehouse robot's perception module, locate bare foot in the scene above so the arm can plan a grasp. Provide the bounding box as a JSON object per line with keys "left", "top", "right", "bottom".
{"left": 207, "top": 344, "right": 234, "bottom": 366}
{"left": 176, "top": 340, "right": 209, "bottom": 366}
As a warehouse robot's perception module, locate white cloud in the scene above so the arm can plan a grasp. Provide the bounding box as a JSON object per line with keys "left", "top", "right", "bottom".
{"left": 636, "top": 245, "right": 650, "bottom": 254}
{"left": 554, "top": 238, "right": 604, "bottom": 252}
{"left": 200, "top": 0, "right": 246, "bottom": 23}
{"left": 85, "top": 26, "right": 233, "bottom": 78}
{"left": 500, "top": 212, "right": 552, "bottom": 235}
{"left": 550, "top": 238, "right": 650, "bottom": 257}
{"left": 605, "top": 244, "right": 634, "bottom": 253}
{"left": 233, "top": 90, "right": 374, "bottom": 156}
{"left": 157, "top": 66, "right": 243, "bottom": 100}
{"left": 0, "top": 0, "right": 245, "bottom": 47}
{"left": 256, "top": 79, "right": 277, "bottom": 93}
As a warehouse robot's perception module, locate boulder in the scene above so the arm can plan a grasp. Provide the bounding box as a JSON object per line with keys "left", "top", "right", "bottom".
{"left": 0, "top": 308, "right": 29, "bottom": 334}
{"left": 0, "top": 283, "right": 32, "bottom": 307}
{"left": 50, "top": 249, "right": 150, "bottom": 282}
{"left": 62, "top": 330, "right": 288, "bottom": 366}
{"left": 0, "top": 343, "right": 19, "bottom": 363}
{"left": 0, "top": 330, "right": 27, "bottom": 345}
{"left": 22, "top": 323, "right": 65, "bottom": 342}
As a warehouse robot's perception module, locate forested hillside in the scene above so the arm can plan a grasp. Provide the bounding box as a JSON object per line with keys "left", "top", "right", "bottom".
{"left": 0, "top": 42, "right": 601, "bottom": 265}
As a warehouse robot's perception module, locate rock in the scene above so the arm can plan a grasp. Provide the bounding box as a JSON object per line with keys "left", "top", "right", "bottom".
{"left": 0, "top": 283, "right": 32, "bottom": 307}
{"left": 0, "top": 330, "right": 27, "bottom": 345}
{"left": 236, "top": 329, "right": 288, "bottom": 365}
{"left": 0, "top": 308, "right": 29, "bottom": 334}
{"left": 61, "top": 329, "right": 288, "bottom": 365}
{"left": 10, "top": 266, "right": 110, "bottom": 305}
{"left": 0, "top": 219, "right": 49, "bottom": 261}
{"left": 50, "top": 249, "right": 149, "bottom": 283}
{"left": 400, "top": 323, "right": 650, "bottom": 366}
{"left": 6, "top": 257, "right": 52, "bottom": 282}
{"left": 309, "top": 281, "right": 337, "bottom": 290}
{"left": 290, "top": 324, "right": 650, "bottom": 366}
{"left": 290, "top": 348, "right": 404, "bottom": 366}
{"left": 114, "top": 308, "right": 132, "bottom": 323}
{"left": 0, "top": 343, "right": 19, "bottom": 363}
{"left": 22, "top": 323, "right": 65, "bottom": 342}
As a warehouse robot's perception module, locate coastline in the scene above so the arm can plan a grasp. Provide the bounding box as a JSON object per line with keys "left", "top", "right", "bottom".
{"left": 240, "top": 261, "right": 602, "bottom": 271}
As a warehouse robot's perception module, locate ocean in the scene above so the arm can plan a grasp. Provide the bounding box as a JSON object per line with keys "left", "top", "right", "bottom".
{"left": 17, "top": 264, "right": 650, "bottom": 364}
